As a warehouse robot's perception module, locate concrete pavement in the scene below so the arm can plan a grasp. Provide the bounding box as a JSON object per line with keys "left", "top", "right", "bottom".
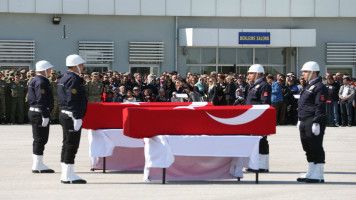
{"left": 0, "top": 124, "right": 355, "bottom": 200}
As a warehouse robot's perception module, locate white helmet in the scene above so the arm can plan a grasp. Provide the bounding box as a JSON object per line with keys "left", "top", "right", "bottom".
{"left": 66, "top": 54, "right": 85, "bottom": 67}
{"left": 248, "top": 64, "right": 265, "bottom": 74}
{"left": 35, "top": 60, "right": 53, "bottom": 72}
{"left": 301, "top": 61, "right": 320, "bottom": 72}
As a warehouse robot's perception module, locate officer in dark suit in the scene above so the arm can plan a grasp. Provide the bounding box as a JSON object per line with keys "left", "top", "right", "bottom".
{"left": 245, "top": 64, "right": 272, "bottom": 172}
{"left": 58, "top": 55, "right": 87, "bottom": 184}
{"left": 297, "top": 61, "right": 327, "bottom": 183}
{"left": 28, "top": 60, "right": 55, "bottom": 173}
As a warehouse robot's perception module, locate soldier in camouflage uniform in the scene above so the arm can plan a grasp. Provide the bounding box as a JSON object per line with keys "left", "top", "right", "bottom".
{"left": 20, "top": 69, "right": 29, "bottom": 123}
{"left": 8, "top": 72, "right": 26, "bottom": 124}
{"left": 0, "top": 72, "right": 7, "bottom": 123}
{"left": 50, "top": 74, "right": 62, "bottom": 123}
{"left": 5, "top": 71, "right": 14, "bottom": 123}
{"left": 85, "top": 72, "right": 103, "bottom": 102}
{"left": 48, "top": 70, "right": 57, "bottom": 82}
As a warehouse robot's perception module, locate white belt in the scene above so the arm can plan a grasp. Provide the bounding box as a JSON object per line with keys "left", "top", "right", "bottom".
{"left": 61, "top": 110, "right": 72, "bottom": 115}
{"left": 29, "top": 107, "right": 40, "bottom": 112}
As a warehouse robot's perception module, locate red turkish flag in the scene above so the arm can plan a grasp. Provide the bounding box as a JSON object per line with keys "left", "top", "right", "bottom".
{"left": 82, "top": 102, "right": 212, "bottom": 129}
{"left": 123, "top": 105, "right": 276, "bottom": 138}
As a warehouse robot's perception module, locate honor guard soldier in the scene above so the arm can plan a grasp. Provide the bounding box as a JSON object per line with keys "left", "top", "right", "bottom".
{"left": 58, "top": 54, "right": 87, "bottom": 184}
{"left": 28, "top": 61, "right": 55, "bottom": 173}
{"left": 85, "top": 72, "right": 103, "bottom": 102}
{"left": 245, "top": 64, "right": 272, "bottom": 172}
{"left": 297, "top": 61, "right": 327, "bottom": 183}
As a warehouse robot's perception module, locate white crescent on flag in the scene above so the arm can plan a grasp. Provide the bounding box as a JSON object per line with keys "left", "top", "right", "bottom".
{"left": 174, "top": 102, "right": 208, "bottom": 110}
{"left": 121, "top": 102, "right": 145, "bottom": 105}
{"left": 206, "top": 105, "right": 270, "bottom": 125}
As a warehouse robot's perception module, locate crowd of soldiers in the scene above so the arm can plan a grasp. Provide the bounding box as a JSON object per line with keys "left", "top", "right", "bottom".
{"left": 0, "top": 69, "right": 61, "bottom": 124}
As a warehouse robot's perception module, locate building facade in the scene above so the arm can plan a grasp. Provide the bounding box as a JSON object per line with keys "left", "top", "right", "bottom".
{"left": 0, "top": 0, "right": 356, "bottom": 77}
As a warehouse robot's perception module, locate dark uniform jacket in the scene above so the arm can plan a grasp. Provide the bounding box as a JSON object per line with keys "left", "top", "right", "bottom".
{"left": 27, "top": 75, "right": 54, "bottom": 118}
{"left": 58, "top": 71, "right": 87, "bottom": 119}
{"left": 298, "top": 77, "right": 328, "bottom": 123}
{"left": 245, "top": 77, "right": 271, "bottom": 105}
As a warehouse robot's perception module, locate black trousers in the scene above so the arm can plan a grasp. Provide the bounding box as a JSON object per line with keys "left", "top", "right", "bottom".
{"left": 299, "top": 118, "right": 326, "bottom": 164}
{"left": 59, "top": 112, "right": 82, "bottom": 164}
{"left": 28, "top": 111, "right": 50, "bottom": 155}
{"left": 260, "top": 136, "right": 269, "bottom": 155}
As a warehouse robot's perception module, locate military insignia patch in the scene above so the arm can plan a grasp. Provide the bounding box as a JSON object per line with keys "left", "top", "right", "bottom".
{"left": 72, "top": 88, "right": 77, "bottom": 94}
{"left": 309, "top": 85, "right": 315, "bottom": 91}
{"left": 41, "top": 89, "right": 45, "bottom": 94}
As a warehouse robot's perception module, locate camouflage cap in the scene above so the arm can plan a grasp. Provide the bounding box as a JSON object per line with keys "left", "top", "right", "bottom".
{"left": 27, "top": 72, "right": 31, "bottom": 76}
{"left": 30, "top": 70, "right": 36, "bottom": 74}
{"left": 13, "top": 72, "right": 20, "bottom": 76}
{"left": 5, "top": 70, "right": 9, "bottom": 74}
{"left": 51, "top": 70, "right": 57, "bottom": 74}
{"left": 20, "top": 69, "right": 26, "bottom": 74}
{"left": 91, "top": 72, "right": 99, "bottom": 76}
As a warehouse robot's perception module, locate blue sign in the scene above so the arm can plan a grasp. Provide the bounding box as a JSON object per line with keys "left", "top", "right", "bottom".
{"left": 239, "top": 32, "right": 270, "bottom": 44}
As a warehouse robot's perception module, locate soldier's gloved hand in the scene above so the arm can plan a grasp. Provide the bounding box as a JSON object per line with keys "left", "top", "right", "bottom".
{"left": 312, "top": 123, "right": 320, "bottom": 136}
{"left": 73, "top": 119, "right": 82, "bottom": 131}
{"left": 42, "top": 118, "right": 49, "bottom": 127}
{"left": 296, "top": 121, "right": 300, "bottom": 129}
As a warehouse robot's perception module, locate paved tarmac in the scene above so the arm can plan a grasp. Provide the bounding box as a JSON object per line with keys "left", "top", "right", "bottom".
{"left": 0, "top": 124, "right": 355, "bottom": 200}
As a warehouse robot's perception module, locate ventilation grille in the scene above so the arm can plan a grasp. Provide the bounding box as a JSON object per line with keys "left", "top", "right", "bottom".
{"left": 0, "top": 40, "right": 35, "bottom": 62}
{"left": 129, "top": 42, "right": 164, "bottom": 63}
{"left": 326, "top": 43, "right": 356, "bottom": 63}
{"left": 79, "top": 41, "right": 114, "bottom": 63}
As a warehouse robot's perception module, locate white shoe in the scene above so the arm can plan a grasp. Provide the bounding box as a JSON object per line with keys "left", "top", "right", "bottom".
{"left": 297, "top": 162, "right": 314, "bottom": 182}
{"left": 32, "top": 154, "right": 54, "bottom": 173}
{"left": 306, "top": 163, "right": 324, "bottom": 183}
{"left": 61, "top": 163, "right": 86, "bottom": 184}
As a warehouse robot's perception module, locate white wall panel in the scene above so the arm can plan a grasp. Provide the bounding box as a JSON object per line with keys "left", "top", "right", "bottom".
{"left": 166, "top": 0, "right": 190, "bottom": 16}
{"left": 9, "top": 0, "right": 35, "bottom": 13}
{"left": 315, "top": 0, "right": 338, "bottom": 17}
{"left": 193, "top": 29, "right": 218, "bottom": 46}
{"left": 291, "top": 29, "right": 316, "bottom": 47}
{"left": 267, "top": 29, "right": 290, "bottom": 47}
{"left": 141, "top": 0, "right": 165, "bottom": 15}
{"left": 241, "top": 0, "right": 265, "bottom": 17}
{"left": 217, "top": 0, "right": 241, "bottom": 17}
{"left": 115, "top": 0, "right": 140, "bottom": 15}
{"left": 192, "top": 0, "right": 215, "bottom": 16}
{"left": 63, "top": 0, "right": 88, "bottom": 14}
{"left": 0, "top": 0, "right": 8, "bottom": 12}
{"left": 291, "top": 0, "right": 314, "bottom": 17}
{"left": 340, "top": 0, "right": 356, "bottom": 17}
{"left": 89, "top": 0, "right": 114, "bottom": 15}
{"left": 266, "top": 0, "right": 290, "bottom": 17}
{"left": 36, "top": 0, "right": 62, "bottom": 14}
{"left": 219, "top": 29, "right": 243, "bottom": 47}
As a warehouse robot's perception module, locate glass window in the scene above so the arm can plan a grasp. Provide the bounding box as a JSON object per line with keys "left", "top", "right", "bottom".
{"left": 237, "top": 66, "right": 248, "bottom": 75}
{"left": 201, "top": 48, "right": 216, "bottom": 64}
{"left": 255, "top": 48, "right": 268, "bottom": 64}
{"left": 264, "top": 66, "right": 285, "bottom": 75}
{"left": 269, "top": 48, "right": 285, "bottom": 65}
{"left": 202, "top": 66, "right": 216, "bottom": 74}
{"left": 186, "top": 66, "right": 201, "bottom": 75}
{"left": 237, "top": 49, "right": 253, "bottom": 64}
{"left": 219, "top": 66, "right": 236, "bottom": 74}
{"left": 327, "top": 68, "right": 352, "bottom": 75}
{"left": 219, "top": 48, "right": 236, "bottom": 64}
{"left": 186, "top": 48, "right": 200, "bottom": 64}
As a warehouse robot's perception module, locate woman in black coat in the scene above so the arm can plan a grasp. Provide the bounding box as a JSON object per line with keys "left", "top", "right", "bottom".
{"left": 205, "top": 77, "right": 219, "bottom": 105}
{"left": 224, "top": 75, "right": 237, "bottom": 105}
{"left": 163, "top": 79, "right": 176, "bottom": 98}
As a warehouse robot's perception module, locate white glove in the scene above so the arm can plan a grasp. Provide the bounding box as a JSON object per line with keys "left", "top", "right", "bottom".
{"left": 42, "top": 118, "right": 49, "bottom": 127}
{"left": 312, "top": 123, "right": 320, "bottom": 136}
{"left": 73, "top": 119, "right": 82, "bottom": 131}
{"left": 296, "top": 121, "right": 300, "bottom": 129}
